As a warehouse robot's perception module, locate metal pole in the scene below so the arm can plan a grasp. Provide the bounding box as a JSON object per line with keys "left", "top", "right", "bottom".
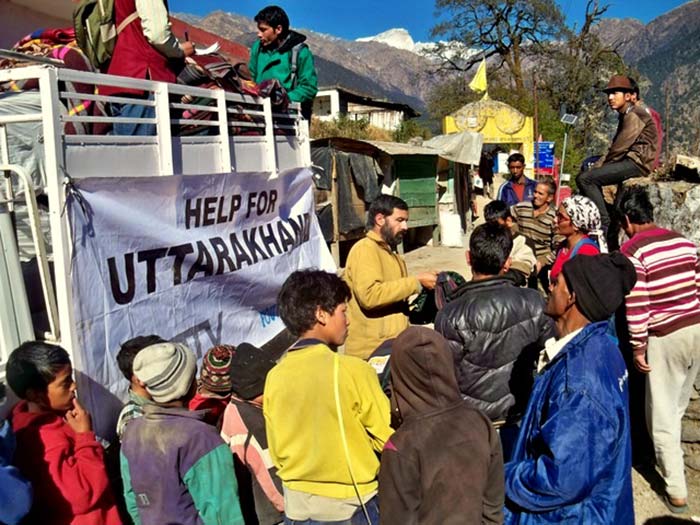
{"left": 558, "top": 129, "right": 568, "bottom": 204}
{"left": 665, "top": 89, "right": 670, "bottom": 163}
{"left": 561, "top": 129, "right": 568, "bottom": 178}
{"left": 533, "top": 72, "right": 539, "bottom": 176}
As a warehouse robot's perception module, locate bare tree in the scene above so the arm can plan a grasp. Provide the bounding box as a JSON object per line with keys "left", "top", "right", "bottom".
{"left": 431, "top": 0, "right": 565, "bottom": 91}
{"left": 538, "top": 1, "right": 631, "bottom": 156}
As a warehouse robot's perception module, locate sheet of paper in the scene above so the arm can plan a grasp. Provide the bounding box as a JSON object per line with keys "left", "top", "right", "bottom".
{"left": 195, "top": 42, "right": 221, "bottom": 55}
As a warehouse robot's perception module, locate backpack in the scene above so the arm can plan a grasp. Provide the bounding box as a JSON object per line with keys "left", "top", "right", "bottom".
{"left": 73, "top": 0, "right": 138, "bottom": 71}
{"left": 288, "top": 42, "right": 307, "bottom": 90}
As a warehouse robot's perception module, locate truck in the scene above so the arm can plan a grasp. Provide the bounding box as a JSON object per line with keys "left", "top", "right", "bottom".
{"left": 0, "top": 64, "right": 329, "bottom": 436}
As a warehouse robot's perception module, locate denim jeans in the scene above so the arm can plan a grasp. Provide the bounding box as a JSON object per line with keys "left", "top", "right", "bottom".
{"left": 110, "top": 95, "right": 156, "bottom": 136}
{"left": 575, "top": 159, "right": 643, "bottom": 228}
{"left": 284, "top": 496, "right": 379, "bottom": 525}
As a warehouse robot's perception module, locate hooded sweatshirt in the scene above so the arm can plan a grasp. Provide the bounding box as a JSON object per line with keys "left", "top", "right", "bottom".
{"left": 378, "top": 327, "right": 504, "bottom": 525}
{"left": 10, "top": 401, "right": 121, "bottom": 525}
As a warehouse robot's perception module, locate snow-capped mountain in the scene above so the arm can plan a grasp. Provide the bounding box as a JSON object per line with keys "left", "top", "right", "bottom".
{"left": 356, "top": 27, "right": 475, "bottom": 62}
{"left": 356, "top": 28, "right": 418, "bottom": 52}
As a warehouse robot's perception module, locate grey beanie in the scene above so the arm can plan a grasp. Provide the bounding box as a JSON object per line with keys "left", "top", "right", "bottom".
{"left": 133, "top": 342, "right": 196, "bottom": 403}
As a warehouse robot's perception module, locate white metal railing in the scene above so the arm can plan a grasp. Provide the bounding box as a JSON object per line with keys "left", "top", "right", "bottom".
{"left": 0, "top": 65, "right": 310, "bottom": 175}
{"left": 0, "top": 163, "right": 59, "bottom": 342}
{"left": 0, "top": 64, "right": 311, "bottom": 369}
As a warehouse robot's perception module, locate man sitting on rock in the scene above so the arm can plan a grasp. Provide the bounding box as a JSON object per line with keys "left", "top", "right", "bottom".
{"left": 576, "top": 75, "right": 657, "bottom": 245}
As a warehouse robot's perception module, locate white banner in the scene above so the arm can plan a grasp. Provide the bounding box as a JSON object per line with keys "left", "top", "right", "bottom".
{"left": 67, "top": 168, "right": 334, "bottom": 436}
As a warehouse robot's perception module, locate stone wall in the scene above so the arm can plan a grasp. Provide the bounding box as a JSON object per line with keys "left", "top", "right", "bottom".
{"left": 683, "top": 388, "right": 700, "bottom": 472}
{"left": 626, "top": 178, "right": 700, "bottom": 246}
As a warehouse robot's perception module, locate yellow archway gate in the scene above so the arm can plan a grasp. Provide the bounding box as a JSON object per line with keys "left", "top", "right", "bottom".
{"left": 443, "top": 98, "right": 534, "bottom": 175}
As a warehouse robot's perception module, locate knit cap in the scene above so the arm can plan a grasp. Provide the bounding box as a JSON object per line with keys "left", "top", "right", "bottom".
{"left": 562, "top": 252, "right": 637, "bottom": 322}
{"left": 133, "top": 342, "right": 196, "bottom": 403}
{"left": 229, "top": 342, "right": 278, "bottom": 400}
{"left": 199, "top": 345, "right": 235, "bottom": 394}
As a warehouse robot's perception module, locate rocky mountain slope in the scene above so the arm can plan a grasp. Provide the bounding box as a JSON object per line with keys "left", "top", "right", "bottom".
{"left": 182, "top": 3, "right": 700, "bottom": 152}
{"left": 181, "top": 11, "right": 438, "bottom": 112}
{"left": 595, "top": 1, "right": 700, "bottom": 154}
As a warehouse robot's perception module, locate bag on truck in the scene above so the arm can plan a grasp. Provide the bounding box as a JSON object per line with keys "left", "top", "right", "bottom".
{"left": 72, "top": 0, "right": 138, "bottom": 71}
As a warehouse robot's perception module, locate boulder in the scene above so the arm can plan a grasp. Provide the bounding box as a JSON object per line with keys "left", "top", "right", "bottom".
{"left": 625, "top": 178, "right": 700, "bottom": 246}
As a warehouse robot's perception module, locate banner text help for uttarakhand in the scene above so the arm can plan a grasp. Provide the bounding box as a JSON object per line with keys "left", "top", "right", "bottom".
{"left": 107, "top": 188, "right": 311, "bottom": 305}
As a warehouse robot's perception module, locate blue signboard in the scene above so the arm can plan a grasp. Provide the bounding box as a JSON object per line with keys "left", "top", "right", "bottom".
{"left": 535, "top": 141, "right": 555, "bottom": 169}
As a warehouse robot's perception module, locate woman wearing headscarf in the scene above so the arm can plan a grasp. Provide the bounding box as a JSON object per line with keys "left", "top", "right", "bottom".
{"left": 549, "top": 195, "right": 608, "bottom": 284}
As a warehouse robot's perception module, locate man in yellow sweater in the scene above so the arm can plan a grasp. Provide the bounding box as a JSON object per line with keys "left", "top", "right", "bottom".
{"left": 264, "top": 270, "right": 392, "bottom": 524}
{"left": 344, "top": 195, "right": 438, "bottom": 359}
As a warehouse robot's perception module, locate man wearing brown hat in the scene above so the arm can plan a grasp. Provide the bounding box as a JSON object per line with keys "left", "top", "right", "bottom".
{"left": 576, "top": 75, "right": 658, "bottom": 245}
{"left": 504, "top": 253, "right": 637, "bottom": 524}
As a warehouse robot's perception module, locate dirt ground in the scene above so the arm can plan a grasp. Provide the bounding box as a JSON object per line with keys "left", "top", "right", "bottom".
{"left": 399, "top": 182, "right": 700, "bottom": 524}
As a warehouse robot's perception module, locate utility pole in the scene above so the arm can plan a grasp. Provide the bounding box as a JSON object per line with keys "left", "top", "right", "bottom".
{"left": 533, "top": 72, "right": 539, "bottom": 176}
{"left": 665, "top": 89, "right": 671, "bottom": 162}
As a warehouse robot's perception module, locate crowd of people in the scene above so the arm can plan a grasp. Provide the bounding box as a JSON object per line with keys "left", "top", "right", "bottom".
{"left": 0, "top": 17, "right": 696, "bottom": 522}
{"left": 2, "top": 178, "right": 698, "bottom": 524}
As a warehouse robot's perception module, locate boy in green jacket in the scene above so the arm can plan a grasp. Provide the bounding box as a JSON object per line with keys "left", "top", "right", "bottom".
{"left": 249, "top": 5, "right": 318, "bottom": 119}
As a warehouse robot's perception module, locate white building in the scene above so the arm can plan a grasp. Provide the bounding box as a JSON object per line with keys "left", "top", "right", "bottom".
{"left": 313, "top": 85, "right": 419, "bottom": 131}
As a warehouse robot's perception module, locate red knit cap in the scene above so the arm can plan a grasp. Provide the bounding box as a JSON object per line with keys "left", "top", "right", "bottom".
{"left": 199, "top": 345, "right": 235, "bottom": 394}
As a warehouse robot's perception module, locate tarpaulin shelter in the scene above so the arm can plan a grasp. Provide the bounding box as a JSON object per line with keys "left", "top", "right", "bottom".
{"left": 311, "top": 133, "right": 482, "bottom": 263}
{"left": 424, "top": 132, "right": 484, "bottom": 234}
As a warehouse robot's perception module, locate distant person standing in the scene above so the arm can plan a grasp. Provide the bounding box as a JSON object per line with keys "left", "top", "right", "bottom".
{"left": 497, "top": 153, "right": 538, "bottom": 208}
{"left": 249, "top": 5, "right": 318, "bottom": 120}
{"left": 103, "top": 0, "right": 195, "bottom": 135}
{"left": 479, "top": 150, "right": 495, "bottom": 198}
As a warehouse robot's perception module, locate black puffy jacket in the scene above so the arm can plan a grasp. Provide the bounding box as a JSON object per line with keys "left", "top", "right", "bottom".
{"left": 434, "top": 276, "right": 554, "bottom": 423}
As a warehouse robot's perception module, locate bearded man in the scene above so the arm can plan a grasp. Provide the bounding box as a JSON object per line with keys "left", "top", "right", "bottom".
{"left": 343, "top": 195, "right": 437, "bottom": 359}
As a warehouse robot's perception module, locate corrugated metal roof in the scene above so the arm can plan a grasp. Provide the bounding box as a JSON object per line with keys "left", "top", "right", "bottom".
{"left": 365, "top": 140, "right": 439, "bottom": 156}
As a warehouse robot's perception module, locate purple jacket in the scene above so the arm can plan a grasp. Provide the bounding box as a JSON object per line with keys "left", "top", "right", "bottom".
{"left": 120, "top": 405, "right": 244, "bottom": 525}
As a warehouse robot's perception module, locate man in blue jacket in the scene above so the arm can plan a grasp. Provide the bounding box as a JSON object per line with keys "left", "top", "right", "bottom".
{"left": 496, "top": 153, "right": 538, "bottom": 208}
{"left": 504, "top": 253, "right": 637, "bottom": 524}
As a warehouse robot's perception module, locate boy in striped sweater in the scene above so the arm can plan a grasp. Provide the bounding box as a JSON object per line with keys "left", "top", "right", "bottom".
{"left": 619, "top": 186, "right": 700, "bottom": 514}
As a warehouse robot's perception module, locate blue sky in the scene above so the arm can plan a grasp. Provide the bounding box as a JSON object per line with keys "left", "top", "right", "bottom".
{"left": 170, "top": 0, "right": 690, "bottom": 41}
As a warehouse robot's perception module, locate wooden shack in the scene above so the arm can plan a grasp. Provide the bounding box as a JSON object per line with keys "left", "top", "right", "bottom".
{"left": 311, "top": 137, "right": 441, "bottom": 264}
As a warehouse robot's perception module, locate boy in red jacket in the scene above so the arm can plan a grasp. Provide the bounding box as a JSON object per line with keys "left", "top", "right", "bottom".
{"left": 7, "top": 341, "right": 121, "bottom": 525}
